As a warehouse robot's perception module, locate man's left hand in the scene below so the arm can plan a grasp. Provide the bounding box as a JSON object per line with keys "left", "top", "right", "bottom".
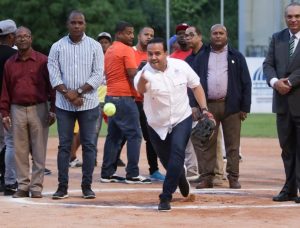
{"left": 240, "top": 112, "right": 247, "bottom": 121}
{"left": 48, "top": 112, "right": 56, "bottom": 126}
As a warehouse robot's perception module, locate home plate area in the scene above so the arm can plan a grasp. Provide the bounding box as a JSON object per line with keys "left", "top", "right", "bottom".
{"left": 6, "top": 187, "right": 300, "bottom": 210}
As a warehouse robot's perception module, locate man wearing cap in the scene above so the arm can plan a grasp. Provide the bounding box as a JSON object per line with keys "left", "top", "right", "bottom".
{"left": 170, "top": 23, "right": 192, "bottom": 59}
{"left": 0, "top": 19, "right": 18, "bottom": 196}
{"left": 97, "top": 32, "right": 112, "bottom": 54}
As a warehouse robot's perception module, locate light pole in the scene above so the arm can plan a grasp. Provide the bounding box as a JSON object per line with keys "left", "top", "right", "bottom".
{"left": 166, "top": 0, "right": 170, "bottom": 54}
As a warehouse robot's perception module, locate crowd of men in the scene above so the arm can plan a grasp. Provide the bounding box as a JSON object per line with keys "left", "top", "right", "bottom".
{"left": 0, "top": 2, "right": 299, "bottom": 212}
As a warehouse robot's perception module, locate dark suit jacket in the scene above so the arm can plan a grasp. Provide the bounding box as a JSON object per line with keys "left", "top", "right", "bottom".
{"left": 192, "top": 45, "right": 252, "bottom": 115}
{"left": 263, "top": 28, "right": 300, "bottom": 116}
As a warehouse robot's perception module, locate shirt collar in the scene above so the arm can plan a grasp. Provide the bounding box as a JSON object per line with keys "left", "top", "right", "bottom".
{"left": 210, "top": 44, "right": 228, "bottom": 53}
{"left": 15, "top": 48, "right": 36, "bottom": 61}
{"left": 67, "top": 33, "right": 86, "bottom": 44}
{"left": 289, "top": 30, "right": 300, "bottom": 39}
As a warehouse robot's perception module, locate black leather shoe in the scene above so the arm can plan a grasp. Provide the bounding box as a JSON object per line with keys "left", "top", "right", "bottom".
{"left": 158, "top": 198, "right": 171, "bottom": 212}
{"left": 294, "top": 197, "right": 300, "bottom": 203}
{"left": 272, "top": 192, "right": 297, "bottom": 202}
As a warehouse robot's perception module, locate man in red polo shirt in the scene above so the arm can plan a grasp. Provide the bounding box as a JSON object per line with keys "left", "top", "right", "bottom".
{"left": 0, "top": 26, "right": 55, "bottom": 198}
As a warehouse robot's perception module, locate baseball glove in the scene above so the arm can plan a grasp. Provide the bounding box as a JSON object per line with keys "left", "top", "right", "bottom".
{"left": 191, "top": 110, "right": 216, "bottom": 144}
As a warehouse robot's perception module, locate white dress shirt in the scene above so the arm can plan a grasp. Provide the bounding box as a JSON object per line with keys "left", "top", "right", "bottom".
{"left": 134, "top": 57, "right": 200, "bottom": 140}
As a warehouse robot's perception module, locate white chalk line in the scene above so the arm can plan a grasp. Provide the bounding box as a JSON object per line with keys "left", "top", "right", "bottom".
{"left": 3, "top": 188, "right": 300, "bottom": 210}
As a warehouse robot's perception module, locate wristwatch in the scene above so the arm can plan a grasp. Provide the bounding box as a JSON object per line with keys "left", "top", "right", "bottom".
{"left": 200, "top": 107, "right": 208, "bottom": 112}
{"left": 77, "top": 88, "right": 83, "bottom": 96}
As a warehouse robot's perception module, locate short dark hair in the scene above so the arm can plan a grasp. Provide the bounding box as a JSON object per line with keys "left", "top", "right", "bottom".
{"left": 68, "top": 10, "right": 85, "bottom": 22}
{"left": 115, "top": 21, "right": 133, "bottom": 33}
{"left": 147, "top": 37, "right": 167, "bottom": 52}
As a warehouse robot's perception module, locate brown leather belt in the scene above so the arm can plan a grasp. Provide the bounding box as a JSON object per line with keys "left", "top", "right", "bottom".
{"left": 207, "top": 97, "right": 226, "bottom": 103}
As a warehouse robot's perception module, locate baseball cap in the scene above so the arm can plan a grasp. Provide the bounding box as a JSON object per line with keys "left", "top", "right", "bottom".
{"left": 0, "top": 19, "right": 17, "bottom": 35}
{"left": 97, "top": 32, "right": 112, "bottom": 41}
{"left": 175, "top": 23, "right": 189, "bottom": 34}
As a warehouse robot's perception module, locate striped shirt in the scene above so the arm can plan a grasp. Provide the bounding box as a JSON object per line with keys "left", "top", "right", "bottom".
{"left": 48, "top": 34, "right": 104, "bottom": 111}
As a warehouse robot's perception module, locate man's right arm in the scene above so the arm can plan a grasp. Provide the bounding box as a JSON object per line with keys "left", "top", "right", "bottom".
{"left": 134, "top": 70, "right": 148, "bottom": 94}
{"left": 47, "top": 42, "right": 66, "bottom": 90}
{"left": 0, "top": 65, "right": 12, "bottom": 130}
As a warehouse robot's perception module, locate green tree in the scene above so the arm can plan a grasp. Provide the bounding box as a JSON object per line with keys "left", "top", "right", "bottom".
{"left": 0, "top": 0, "right": 238, "bottom": 53}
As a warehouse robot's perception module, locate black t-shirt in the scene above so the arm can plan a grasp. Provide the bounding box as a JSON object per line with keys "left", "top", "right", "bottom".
{"left": 0, "top": 45, "right": 17, "bottom": 94}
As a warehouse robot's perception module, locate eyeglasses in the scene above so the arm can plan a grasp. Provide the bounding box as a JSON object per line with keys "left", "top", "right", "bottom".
{"left": 15, "top": 35, "right": 31, "bottom": 40}
{"left": 184, "top": 33, "right": 197, "bottom": 38}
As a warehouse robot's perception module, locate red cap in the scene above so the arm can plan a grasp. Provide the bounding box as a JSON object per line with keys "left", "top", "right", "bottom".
{"left": 175, "top": 23, "right": 189, "bottom": 33}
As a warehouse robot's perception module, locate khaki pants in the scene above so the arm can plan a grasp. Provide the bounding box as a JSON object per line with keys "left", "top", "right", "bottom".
{"left": 191, "top": 101, "right": 241, "bottom": 180}
{"left": 11, "top": 103, "right": 49, "bottom": 192}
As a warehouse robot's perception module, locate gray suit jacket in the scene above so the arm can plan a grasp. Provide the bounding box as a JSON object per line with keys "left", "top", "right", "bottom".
{"left": 263, "top": 28, "right": 300, "bottom": 116}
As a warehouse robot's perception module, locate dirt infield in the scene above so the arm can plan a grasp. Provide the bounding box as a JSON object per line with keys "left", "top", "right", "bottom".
{"left": 1, "top": 137, "right": 300, "bottom": 228}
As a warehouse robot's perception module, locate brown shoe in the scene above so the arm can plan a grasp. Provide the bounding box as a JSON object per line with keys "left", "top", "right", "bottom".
{"left": 228, "top": 178, "right": 241, "bottom": 189}
{"left": 196, "top": 179, "right": 213, "bottom": 189}
{"left": 31, "top": 191, "right": 43, "bottom": 198}
{"left": 12, "top": 189, "right": 29, "bottom": 198}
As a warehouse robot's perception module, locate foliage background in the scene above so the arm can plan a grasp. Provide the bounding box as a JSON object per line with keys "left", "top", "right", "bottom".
{"left": 0, "top": 0, "right": 238, "bottom": 54}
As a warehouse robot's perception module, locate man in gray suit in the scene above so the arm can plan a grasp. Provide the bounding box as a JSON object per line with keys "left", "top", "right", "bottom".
{"left": 263, "top": 2, "right": 300, "bottom": 203}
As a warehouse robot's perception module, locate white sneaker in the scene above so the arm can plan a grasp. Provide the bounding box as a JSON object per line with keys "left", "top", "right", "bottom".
{"left": 125, "top": 175, "right": 152, "bottom": 184}
{"left": 69, "top": 158, "right": 82, "bottom": 168}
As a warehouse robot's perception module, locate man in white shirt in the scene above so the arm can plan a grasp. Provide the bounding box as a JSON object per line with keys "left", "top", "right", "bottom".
{"left": 134, "top": 37, "right": 211, "bottom": 212}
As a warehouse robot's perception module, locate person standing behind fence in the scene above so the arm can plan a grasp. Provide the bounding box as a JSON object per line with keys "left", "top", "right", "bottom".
{"left": 0, "top": 19, "right": 17, "bottom": 195}
{"left": 263, "top": 2, "right": 300, "bottom": 203}
{"left": 48, "top": 10, "right": 103, "bottom": 199}
{"left": 0, "top": 26, "right": 55, "bottom": 198}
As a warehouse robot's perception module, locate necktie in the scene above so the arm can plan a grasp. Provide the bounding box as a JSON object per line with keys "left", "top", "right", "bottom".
{"left": 289, "top": 35, "right": 296, "bottom": 57}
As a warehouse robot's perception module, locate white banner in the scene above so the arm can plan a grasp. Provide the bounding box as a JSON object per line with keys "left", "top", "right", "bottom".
{"left": 246, "top": 57, "right": 272, "bottom": 113}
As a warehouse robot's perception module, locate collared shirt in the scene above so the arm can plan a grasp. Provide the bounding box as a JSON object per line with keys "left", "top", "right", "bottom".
{"left": 134, "top": 57, "right": 200, "bottom": 140}
{"left": 207, "top": 45, "right": 228, "bottom": 100}
{"left": 289, "top": 30, "right": 300, "bottom": 53}
{"left": 48, "top": 33, "right": 104, "bottom": 111}
{"left": 0, "top": 49, "right": 55, "bottom": 117}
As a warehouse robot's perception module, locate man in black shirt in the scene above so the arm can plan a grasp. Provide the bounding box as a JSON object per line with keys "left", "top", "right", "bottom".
{"left": 0, "top": 19, "right": 17, "bottom": 194}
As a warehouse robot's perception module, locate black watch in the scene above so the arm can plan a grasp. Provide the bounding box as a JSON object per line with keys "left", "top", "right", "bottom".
{"left": 77, "top": 88, "right": 83, "bottom": 95}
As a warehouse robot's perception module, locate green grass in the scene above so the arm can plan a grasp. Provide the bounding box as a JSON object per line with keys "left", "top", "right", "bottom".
{"left": 49, "top": 113, "right": 277, "bottom": 138}
{"left": 241, "top": 113, "right": 277, "bottom": 138}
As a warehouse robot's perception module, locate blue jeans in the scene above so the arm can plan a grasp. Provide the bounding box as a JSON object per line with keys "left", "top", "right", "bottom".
{"left": 56, "top": 106, "right": 99, "bottom": 187}
{"left": 148, "top": 115, "right": 192, "bottom": 201}
{"left": 4, "top": 128, "right": 16, "bottom": 185}
{"left": 101, "top": 96, "right": 142, "bottom": 178}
